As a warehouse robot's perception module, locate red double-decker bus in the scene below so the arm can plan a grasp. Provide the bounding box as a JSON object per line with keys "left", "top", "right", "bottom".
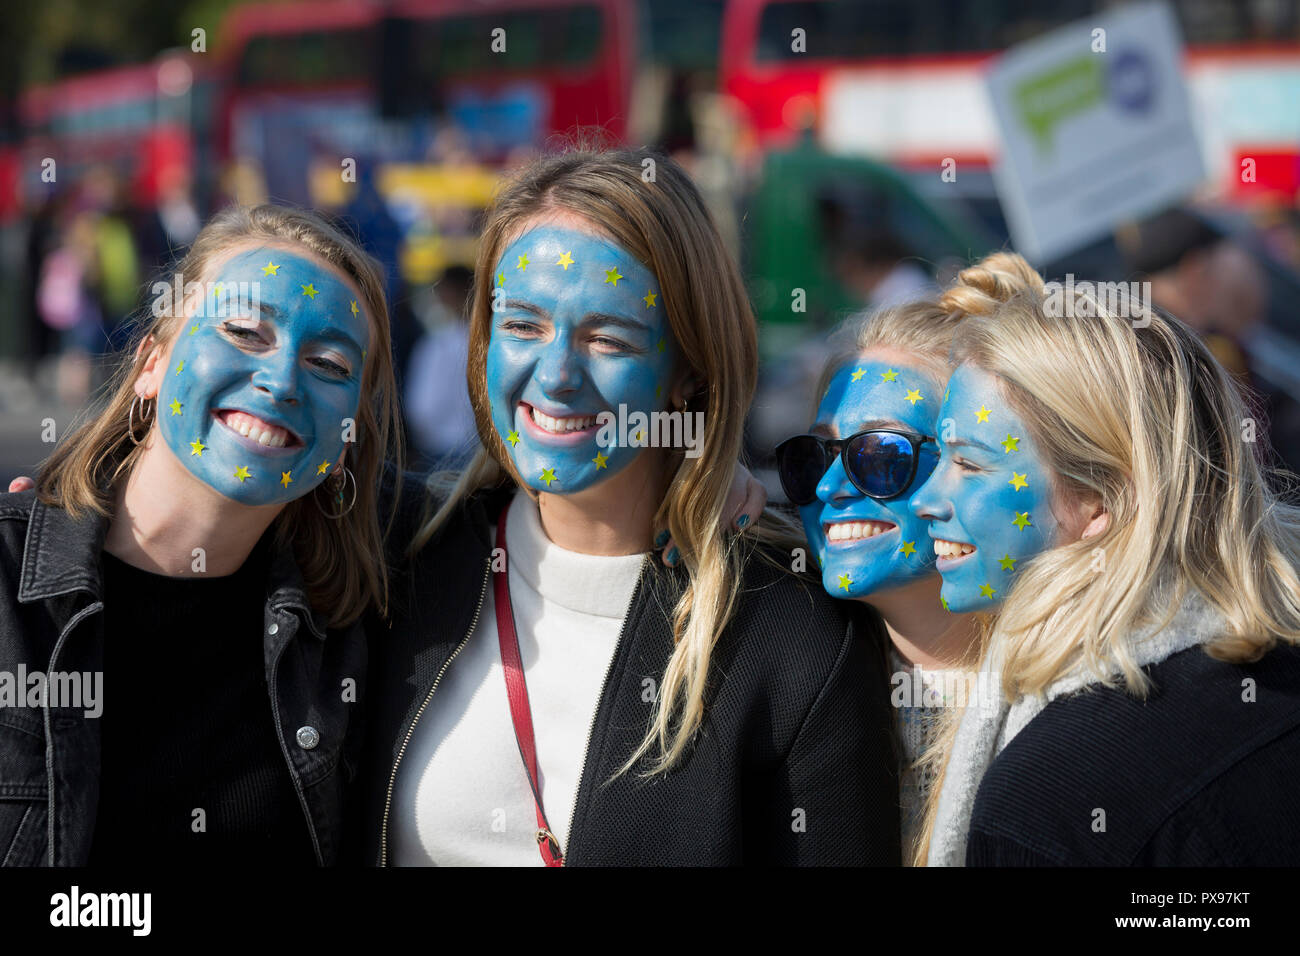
{"left": 216, "top": 0, "right": 635, "bottom": 180}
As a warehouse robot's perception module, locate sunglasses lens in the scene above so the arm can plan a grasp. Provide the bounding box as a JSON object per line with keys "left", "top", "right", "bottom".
{"left": 776, "top": 436, "right": 828, "bottom": 505}
{"left": 845, "top": 432, "right": 916, "bottom": 499}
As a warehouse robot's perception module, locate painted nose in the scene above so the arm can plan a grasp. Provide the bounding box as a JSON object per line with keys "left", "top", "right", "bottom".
{"left": 250, "top": 351, "right": 300, "bottom": 405}
{"left": 815, "top": 453, "right": 861, "bottom": 505}
{"left": 908, "top": 469, "right": 952, "bottom": 522}
{"left": 533, "top": 338, "right": 584, "bottom": 397}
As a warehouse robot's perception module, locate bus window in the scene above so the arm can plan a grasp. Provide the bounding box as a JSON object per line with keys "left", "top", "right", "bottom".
{"left": 237, "top": 29, "right": 375, "bottom": 88}
{"left": 405, "top": 5, "right": 603, "bottom": 79}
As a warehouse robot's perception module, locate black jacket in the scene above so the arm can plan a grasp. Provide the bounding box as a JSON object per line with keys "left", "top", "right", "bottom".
{"left": 966, "top": 642, "right": 1300, "bottom": 865}
{"left": 0, "top": 489, "right": 366, "bottom": 866}
{"left": 361, "top": 475, "right": 901, "bottom": 865}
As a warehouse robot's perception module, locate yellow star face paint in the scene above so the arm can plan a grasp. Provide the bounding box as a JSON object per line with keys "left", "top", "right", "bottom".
{"left": 909, "top": 363, "right": 1058, "bottom": 612}
{"left": 793, "top": 357, "right": 942, "bottom": 600}
{"left": 156, "top": 247, "right": 369, "bottom": 506}
{"left": 485, "top": 224, "right": 676, "bottom": 495}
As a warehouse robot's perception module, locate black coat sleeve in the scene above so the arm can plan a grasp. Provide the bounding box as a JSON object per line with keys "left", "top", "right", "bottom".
{"left": 765, "top": 618, "right": 902, "bottom": 865}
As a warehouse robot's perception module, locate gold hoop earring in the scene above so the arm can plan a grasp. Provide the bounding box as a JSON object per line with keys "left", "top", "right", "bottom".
{"left": 314, "top": 467, "right": 357, "bottom": 519}
{"left": 128, "top": 395, "right": 155, "bottom": 446}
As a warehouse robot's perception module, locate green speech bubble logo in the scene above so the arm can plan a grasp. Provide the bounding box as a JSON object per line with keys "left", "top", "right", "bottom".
{"left": 1014, "top": 54, "right": 1104, "bottom": 154}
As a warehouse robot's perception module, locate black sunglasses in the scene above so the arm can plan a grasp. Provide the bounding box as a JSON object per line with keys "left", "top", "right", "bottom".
{"left": 775, "top": 429, "right": 935, "bottom": 506}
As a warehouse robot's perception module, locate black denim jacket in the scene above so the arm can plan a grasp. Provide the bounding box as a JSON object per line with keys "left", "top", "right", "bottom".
{"left": 0, "top": 489, "right": 366, "bottom": 866}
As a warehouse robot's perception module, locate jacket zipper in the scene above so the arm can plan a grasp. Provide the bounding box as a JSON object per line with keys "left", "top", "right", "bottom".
{"left": 379, "top": 556, "right": 491, "bottom": 866}
{"left": 561, "top": 561, "right": 644, "bottom": 866}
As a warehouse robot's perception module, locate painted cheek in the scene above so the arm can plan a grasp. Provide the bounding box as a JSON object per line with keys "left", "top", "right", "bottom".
{"left": 157, "top": 330, "right": 241, "bottom": 445}
{"left": 485, "top": 335, "right": 530, "bottom": 432}
{"left": 797, "top": 500, "right": 827, "bottom": 571}
{"left": 311, "top": 379, "right": 361, "bottom": 454}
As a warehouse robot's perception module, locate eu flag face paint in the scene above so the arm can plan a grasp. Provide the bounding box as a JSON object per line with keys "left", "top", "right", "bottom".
{"left": 908, "top": 363, "right": 1057, "bottom": 612}
{"left": 798, "top": 359, "right": 941, "bottom": 599}
{"left": 485, "top": 224, "right": 677, "bottom": 494}
{"left": 155, "top": 247, "right": 369, "bottom": 507}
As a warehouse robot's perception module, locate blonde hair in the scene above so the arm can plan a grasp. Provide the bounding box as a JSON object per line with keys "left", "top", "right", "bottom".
{"left": 36, "top": 203, "right": 404, "bottom": 628}
{"left": 912, "top": 251, "right": 1300, "bottom": 863}
{"left": 816, "top": 253, "right": 1044, "bottom": 409}
{"left": 411, "top": 144, "right": 805, "bottom": 775}
{"left": 815, "top": 299, "right": 971, "bottom": 409}
{"left": 813, "top": 284, "right": 1031, "bottom": 864}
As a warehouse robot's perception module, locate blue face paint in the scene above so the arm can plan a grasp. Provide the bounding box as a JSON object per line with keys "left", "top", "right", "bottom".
{"left": 156, "top": 247, "right": 369, "bottom": 507}
{"left": 798, "top": 358, "right": 941, "bottom": 600}
{"left": 908, "top": 363, "right": 1057, "bottom": 612}
{"left": 485, "top": 224, "right": 677, "bottom": 494}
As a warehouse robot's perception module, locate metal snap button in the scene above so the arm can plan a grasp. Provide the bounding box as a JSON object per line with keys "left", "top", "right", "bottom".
{"left": 268, "top": 623, "right": 279, "bottom": 635}
{"left": 296, "top": 726, "right": 320, "bottom": 750}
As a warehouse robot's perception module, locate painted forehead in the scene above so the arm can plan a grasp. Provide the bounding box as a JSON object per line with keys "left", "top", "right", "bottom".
{"left": 817, "top": 358, "right": 939, "bottom": 434}
{"left": 493, "top": 225, "right": 663, "bottom": 324}
{"left": 208, "top": 247, "right": 370, "bottom": 353}
{"left": 941, "top": 363, "right": 1039, "bottom": 454}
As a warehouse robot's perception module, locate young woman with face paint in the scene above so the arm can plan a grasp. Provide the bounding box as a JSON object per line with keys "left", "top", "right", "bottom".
{"left": 0, "top": 204, "right": 402, "bottom": 865}
{"left": 775, "top": 299, "right": 986, "bottom": 857}
{"left": 908, "top": 253, "right": 1300, "bottom": 866}
{"left": 359, "top": 147, "right": 899, "bottom": 866}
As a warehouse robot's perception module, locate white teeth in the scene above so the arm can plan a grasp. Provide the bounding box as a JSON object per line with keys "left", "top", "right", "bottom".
{"left": 223, "top": 411, "right": 292, "bottom": 447}
{"left": 530, "top": 407, "right": 596, "bottom": 434}
{"left": 825, "top": 521, "right": 894, "bottom": 542}
{"left": 933, "top": 539, "right": 976, "bottom": 558}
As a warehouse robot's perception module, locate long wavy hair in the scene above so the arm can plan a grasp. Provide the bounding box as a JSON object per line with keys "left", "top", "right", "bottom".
{"left": 911, "top": 250, "right": 1300, "bottom": 863}
{"left": 411, "top": 145, "right": 804, "bottom": 775}
{"left": 35, "top": 203, "right": 403, "bottom": 628}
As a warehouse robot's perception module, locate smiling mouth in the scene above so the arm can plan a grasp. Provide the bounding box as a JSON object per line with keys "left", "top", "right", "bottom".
{"left": 519, "top": 402, "right": 604, "bottom": 440}
{"left": 823, "top": 519, "right": 897, "bottom": 545}
{"left": 214, "top": 409, "right": 304, "bottom": 451}
{"left": 934, "top": 538, "right": 977, "bottom": 566}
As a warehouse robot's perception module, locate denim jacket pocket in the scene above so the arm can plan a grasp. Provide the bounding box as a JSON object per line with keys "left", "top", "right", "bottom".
{"left": 0, "top": 709, "right": 50, "bottom": 866}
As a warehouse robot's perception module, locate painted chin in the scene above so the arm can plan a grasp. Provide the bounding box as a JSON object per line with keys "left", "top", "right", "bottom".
{"left": 823, "top": 519, "right": 898, "bottom": 551}
{"left": 933, "top": 536, "right": 978, "bottom": 572}
{"left": 517, "top": 401, "right": 605, "bottom": 447}
{"left": 212, "top": 409, "right": 305, "bottom": 458}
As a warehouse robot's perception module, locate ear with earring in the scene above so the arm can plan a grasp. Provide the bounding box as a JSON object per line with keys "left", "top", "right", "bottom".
{"left": 315, "top": 461, "right": 357, "bottom": 518}
{"left": 127, "top": 394, "right": 156, "bottom": 445}
{"left": 127, "top": 335, "right": 164, "bottom": 446}
{"left": 674, "top": 376, "right": 706, "bottom": 414}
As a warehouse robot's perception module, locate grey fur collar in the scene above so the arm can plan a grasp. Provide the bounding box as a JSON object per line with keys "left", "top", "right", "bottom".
{"left": 926, "top": 590, "right": 1227, "bottom": 867}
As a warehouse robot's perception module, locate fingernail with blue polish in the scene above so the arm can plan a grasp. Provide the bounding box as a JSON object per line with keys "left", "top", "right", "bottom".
{"left": 654, "top": 529, "right": 670, "bottom": 548}
{"left": 666, "top": 546, "right": 679, "bottom": 566}
{"left": 737, "top": 514, "right": 749, "bottom": 528}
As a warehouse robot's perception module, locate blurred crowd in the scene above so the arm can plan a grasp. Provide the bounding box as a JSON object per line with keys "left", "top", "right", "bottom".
{"left": 12, "top": 152, "right": 1300, "bottom": 487}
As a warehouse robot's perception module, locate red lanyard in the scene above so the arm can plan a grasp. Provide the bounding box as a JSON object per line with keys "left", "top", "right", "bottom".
{"left": 494, "top": 506, "right": 565, "bottom": 867}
